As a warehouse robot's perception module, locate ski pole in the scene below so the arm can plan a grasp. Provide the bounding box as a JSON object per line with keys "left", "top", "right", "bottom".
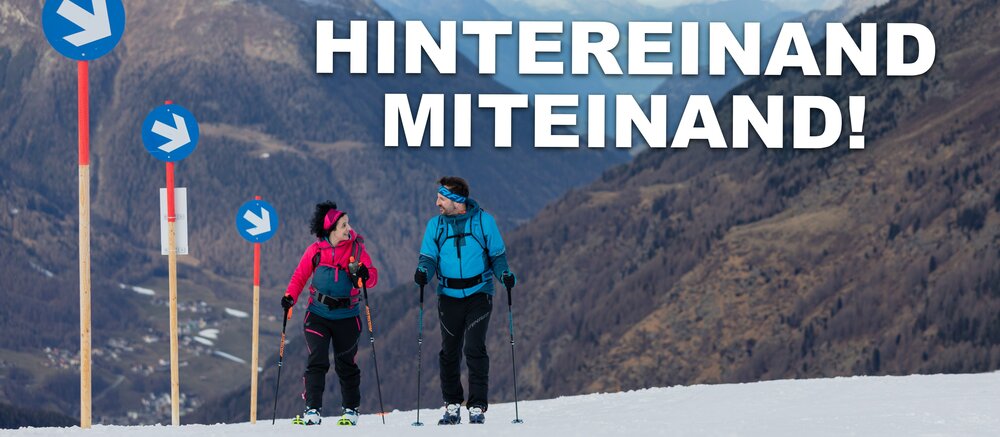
{"left": 352, "top": 258, "right": 386, "bottom": 424}
{"left": 412, "top": 283, "right": 425, "bottom": 426}
{"left": 505, "top": 284, "right": 524, "bottom": 424}
{"left": 271, "top": 305, "right": 292, "bottom": 425}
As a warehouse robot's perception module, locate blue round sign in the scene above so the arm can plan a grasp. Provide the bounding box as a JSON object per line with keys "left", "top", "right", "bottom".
{"left": 42, "top": 0, "right": 126, "bottom": 61}
{"left": 141, "top": 104, "right": 199, "bottom": 162}
{"left": 236, "top": 200, "right": 279, "bottom": 243}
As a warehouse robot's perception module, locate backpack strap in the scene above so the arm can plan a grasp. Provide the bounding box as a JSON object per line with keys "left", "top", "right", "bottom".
{"left": 433, "top": 216, "right": 446, "bottom": 252}
{"left": 313, "top": 237, "right": 365, "bottom": 269}
{"left": 470, "top": 210, "right": 488, "bottom": 254}
{"left": 433, "top": 211, "right": 491, "bottom": 273}
{"left": 435, "top": 212, "right": 488, "bottom": 251}
{"left": 310, "top": 241, "right": 323, "bottom": 270}
{"left": 353, "top": 236, "right": 364, "bottom": 260}
{"left": 471, "top": 210, "right": 492, "bottom": 272}
{"left": 311, "top": 241, "right": 336, "bottom": 270}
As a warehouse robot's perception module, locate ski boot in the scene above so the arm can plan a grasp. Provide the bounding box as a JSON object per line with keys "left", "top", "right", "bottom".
{"left": 295, "top": 407, "right": 321, "bottom": 425}
{"left": 337, "top": 408, "right": 359, "bottom": 426}
{"left": 437, "top": 403, "right": 461, "bottom": 425}
{"left": 469, "top": 406, "right": 485, "bottom": 424}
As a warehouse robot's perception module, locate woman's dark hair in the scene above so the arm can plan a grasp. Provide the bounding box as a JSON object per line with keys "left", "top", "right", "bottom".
{"left": 309, "top": 201, "right": 340, "bottom": 238}
{"left": 438, "top": 176, "right": 470, "bottom": 198}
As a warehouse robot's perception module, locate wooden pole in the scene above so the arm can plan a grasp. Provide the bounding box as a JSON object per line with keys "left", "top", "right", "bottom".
{"left": 77, "top": 60, "right": 92, "bottom": 429}
{"left": 250, "top": 195, "right": 262, "bottom": 424}
{"left": 166, "top": 156, "right": 179, "bottom": 426}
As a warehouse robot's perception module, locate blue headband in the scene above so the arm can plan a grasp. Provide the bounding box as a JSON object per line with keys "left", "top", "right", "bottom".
{"left": 438, "top": 186, "right": 467, "bottom": 204}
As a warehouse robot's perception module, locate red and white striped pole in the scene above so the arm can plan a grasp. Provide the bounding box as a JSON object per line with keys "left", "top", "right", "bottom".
{"left": 250, "top": 195, "right": 262, "bottom": 423}
{"left": 43, "top": 1, "right": 126, "bottom": 426}
{"left": 163, "top": 101, "right": 181, "bottom": 426}
{"left": 77, "top": 60, "right": 92, "bottom": 430}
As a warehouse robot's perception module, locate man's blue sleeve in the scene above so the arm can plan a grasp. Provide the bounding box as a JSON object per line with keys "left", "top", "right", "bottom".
{"left": 490, "top": 253, "right": 510, "bottom": 280}
{"left": 482, "top": 213, "right": 510, "bottom": 278}
{"left": 418, "top": 218, "right": 439, "bottom": 278}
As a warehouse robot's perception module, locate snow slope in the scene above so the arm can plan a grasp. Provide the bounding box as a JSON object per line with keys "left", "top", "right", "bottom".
{"left": 4, "top": 373, "right": 997, "bottom": 436}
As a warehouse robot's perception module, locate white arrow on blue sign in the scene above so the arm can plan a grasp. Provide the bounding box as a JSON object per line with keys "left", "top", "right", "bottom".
{"left": 142, "top": 104, "right": 199, "bottom": 162}
{"left": 236, "top": 200, "right": 279, "bottom": 243}
{"left": 42, "top": 0, "right": 126, "bottom": 61}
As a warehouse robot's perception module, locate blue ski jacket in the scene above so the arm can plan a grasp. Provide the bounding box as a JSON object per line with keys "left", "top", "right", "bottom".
{"left": 417, "top": 198, "right": 510, "bottom": 298}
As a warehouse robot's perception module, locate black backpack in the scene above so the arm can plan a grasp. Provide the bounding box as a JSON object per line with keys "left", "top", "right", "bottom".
{"left": 433, "top": 210, "right": 490, "bottom": 267}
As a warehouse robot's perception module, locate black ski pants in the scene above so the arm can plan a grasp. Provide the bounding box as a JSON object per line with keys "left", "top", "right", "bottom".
{"left": 438, "top": 292, "right": 493, "bottom": 410}
{"left": 303, "top": 312, "right": 362, "bottom": 411}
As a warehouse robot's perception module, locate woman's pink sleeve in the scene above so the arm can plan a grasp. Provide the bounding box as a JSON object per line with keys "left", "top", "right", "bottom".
{"left": 285, "top": 244, "right": 317, "bottom": 303}
{"left": 360, "top": 244, "right": 378, "bottom": 289}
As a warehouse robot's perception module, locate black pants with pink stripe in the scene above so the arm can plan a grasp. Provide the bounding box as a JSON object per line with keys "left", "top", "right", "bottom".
{"left": 303, "top": 312, "right": 362, "bottom": 411}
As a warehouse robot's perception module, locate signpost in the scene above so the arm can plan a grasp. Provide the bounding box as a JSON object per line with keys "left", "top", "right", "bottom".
{"left": 142, "top": 101, "right": 199, "bottom": 426}
{"left": 142, "top": 104, "right": 200, "bottom": 162}
{"left": 41, "top": 0, "right": 126, "bottom": 428}
{"left": 159, "top": 188, "right": 189, "bottom": 255}
{"left": 236, "top": 198, "right": 279, "bottom": 423}
{"left": 42, "top": 0, "right": 126, "bottom": 60}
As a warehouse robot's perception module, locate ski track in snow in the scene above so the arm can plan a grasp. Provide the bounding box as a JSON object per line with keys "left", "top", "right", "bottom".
{"left": 131, "top": 286, "right": 155, "bottom": 296}
{"left": 224, "top": 308, "right": 248, "bottom": 318}
{"left": 28, "top": 261, "right": 54, "bottom": 278}
{"left": 118, "top": 284, "right": 156, "bottom": 296}
{"left": 198, "top": 329, "right": 220, "bottom": 340}
{"left": 193, "top": 337, "right": 214, "bottom": 346}
{"left": 213, "top": 351, "right": 246, "bottom": 364}
{"left": 2, "top": 373, "right": 998, "bottom": 436}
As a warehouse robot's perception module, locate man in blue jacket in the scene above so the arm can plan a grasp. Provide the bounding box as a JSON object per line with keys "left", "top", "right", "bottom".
{"left": 414, "top": 176, "right": 516, "bottom": 425}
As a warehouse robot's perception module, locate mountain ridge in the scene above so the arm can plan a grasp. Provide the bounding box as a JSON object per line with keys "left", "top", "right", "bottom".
{"left": 0, "top": 0, "right": 625, "bottom": 424}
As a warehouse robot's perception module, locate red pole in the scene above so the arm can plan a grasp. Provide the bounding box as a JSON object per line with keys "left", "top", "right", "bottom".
{"left": 77, "top": 60, "right": 92, "bottom": 429}
{"left": 166, "top": 162, "right": 175, "bottom": 221}
{"left": 165, "top": 100, "right": 176, "bottom": 223}
{"left": 78, "top": 62, "right": 89, "bottom": 163}
{"left": 253, "top": 243, "right": 261, "bottom": 285}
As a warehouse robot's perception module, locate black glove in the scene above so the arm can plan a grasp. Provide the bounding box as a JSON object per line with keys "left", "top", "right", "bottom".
{"left": 356, "top": 264, "right": 370, "bottom": 284}
{"left": 281, "top": 294, "right": 294, "bottom": 310}
{"left": 501, "top": 271, "right": 516, "bottom": 289}
{"left": 414, "top": 268, "right": 428, "bottom": 286}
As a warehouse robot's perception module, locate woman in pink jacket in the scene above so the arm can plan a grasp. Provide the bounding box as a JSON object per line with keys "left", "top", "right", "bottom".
{"left": 281, "top": 201, "right": 378, "bottom": 426}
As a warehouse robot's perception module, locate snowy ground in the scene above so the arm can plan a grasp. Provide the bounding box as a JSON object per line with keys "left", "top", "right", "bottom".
{"left": 3, "top": 372, "right": 998, "bottom": 436}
